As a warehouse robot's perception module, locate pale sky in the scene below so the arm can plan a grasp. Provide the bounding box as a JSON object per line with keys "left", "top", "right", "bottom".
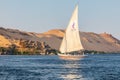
{"left": 0, "top": 0, "right": 120, "bottom": 39}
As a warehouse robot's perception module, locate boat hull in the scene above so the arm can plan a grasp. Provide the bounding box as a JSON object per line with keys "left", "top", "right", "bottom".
{"left": 58, "top": 54, "right": 85, "bottom": 60}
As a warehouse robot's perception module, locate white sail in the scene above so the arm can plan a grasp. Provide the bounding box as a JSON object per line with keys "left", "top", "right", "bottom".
{"left": 60, "top": 5, "right": 84, "bottom": 53}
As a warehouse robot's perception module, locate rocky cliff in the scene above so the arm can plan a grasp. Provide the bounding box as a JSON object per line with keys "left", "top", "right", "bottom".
{"left": 0, "top": 27, "right": 120, "bottom": 53}
{"left": 42, "top": 29, "right": 120, "bottom": 53}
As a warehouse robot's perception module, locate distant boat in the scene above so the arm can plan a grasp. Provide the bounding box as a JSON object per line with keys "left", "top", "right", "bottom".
{"left": 58, "top": 5, "right": 85, "bottom": 60}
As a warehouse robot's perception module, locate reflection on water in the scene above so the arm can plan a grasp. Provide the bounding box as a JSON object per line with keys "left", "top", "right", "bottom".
{"left": 60, "top": 60, "right": 83, "bottom": 80}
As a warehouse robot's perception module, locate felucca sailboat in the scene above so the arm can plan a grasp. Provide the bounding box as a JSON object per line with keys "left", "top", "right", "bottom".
{"left": 58, "top": 5, "right": 85, "bottom": 60}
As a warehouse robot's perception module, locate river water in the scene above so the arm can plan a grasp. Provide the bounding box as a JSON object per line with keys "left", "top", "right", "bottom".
{"left": 0, "top": 54, "right": 120, "bottom": 80}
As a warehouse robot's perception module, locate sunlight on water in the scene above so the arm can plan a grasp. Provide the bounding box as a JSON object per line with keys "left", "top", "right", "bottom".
{"left": 60, "top": 61, "right": 83, "bottom": 80}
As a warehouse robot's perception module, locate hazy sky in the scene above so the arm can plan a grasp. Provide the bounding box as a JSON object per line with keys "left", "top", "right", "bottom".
{"left": 0, "top": 0, "right": 120, "bottom": 39}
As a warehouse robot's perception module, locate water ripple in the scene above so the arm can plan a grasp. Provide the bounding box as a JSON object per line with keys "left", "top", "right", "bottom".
{"left": 0, "top": 54, "right": 120, "bottom": 80}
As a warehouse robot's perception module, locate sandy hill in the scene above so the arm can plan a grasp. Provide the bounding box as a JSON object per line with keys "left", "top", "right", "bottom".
{"left": 0, "top": 35, "right": 11, "bottom": 47}
{"left": 0, "top": 27, "right": 120, "bottom": 53}
{"left": 42, "top": 29, "right": 120, "bottom": 53}
{"left": 43, "top": 29, "right": 64, "bottom": 38}
{"left": 80, "top": 32, "right": 120, "bottom": 52}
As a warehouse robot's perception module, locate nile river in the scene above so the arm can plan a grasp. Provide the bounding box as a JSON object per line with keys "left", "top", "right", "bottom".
{"left": 0, "top": 54, "right": 120, "bottom": 80}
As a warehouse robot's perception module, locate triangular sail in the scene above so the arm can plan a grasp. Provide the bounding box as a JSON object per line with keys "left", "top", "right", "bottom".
{"left": 60, "top": 5, "right": 84, "bottom": 53}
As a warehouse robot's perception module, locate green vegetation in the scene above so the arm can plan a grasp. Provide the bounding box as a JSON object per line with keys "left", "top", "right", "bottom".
{"left": 84, "top": 50, "right": 105, "bottom": 54}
